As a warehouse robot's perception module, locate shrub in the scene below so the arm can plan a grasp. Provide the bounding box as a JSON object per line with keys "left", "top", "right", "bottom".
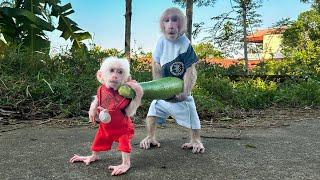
{"left": 2, "top": 45, "right": 320, "bottom": 120}
{"left": 193, "top": 85, "right": 225, "bottom": 117}
{"left": 231, "top": 78, "right": 278, "bottom": 109}
{"left": 275, "top": 79, "right": 320, "bottom": 106}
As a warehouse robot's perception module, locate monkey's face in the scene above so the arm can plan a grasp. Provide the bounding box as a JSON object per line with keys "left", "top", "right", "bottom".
{"left": 103, "top": 65, "right": 126, "bottom": 90}
{"left": 163, "top": 13, "right": 180, "bottom": 41}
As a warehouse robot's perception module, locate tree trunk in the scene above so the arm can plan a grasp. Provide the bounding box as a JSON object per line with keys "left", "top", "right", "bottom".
{"left": 125, "top": 0, "right": 132, "bottom": 59}
{"left": 186, "top": 0, "right": 193, "bottom": 43}
{"left": 241, "top": 0, "right": 249, "bottom": 74}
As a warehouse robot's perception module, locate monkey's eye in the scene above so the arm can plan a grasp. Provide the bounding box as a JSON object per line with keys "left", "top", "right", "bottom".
{"left": 163, "top": 18, "right": 169, "bottom": 22}
{"left": 118, "top": 70, "right": 123, "bottom": 74}
{"left": 171, "top": 16, "right": 178, "bottom": 22}
{"left": 110, "top": 68, "right": 115, "bottom": 73}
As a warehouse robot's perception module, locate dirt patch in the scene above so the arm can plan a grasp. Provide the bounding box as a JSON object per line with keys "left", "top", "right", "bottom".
{"left": 201, "top": 107, "right": 320, "bottom": 129}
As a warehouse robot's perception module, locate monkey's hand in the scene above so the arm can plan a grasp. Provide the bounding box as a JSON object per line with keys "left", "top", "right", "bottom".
{"left": 181, "top": 140, "right": 205, "bottom": 154}
{"left": 126, "top": 80, "right": 143, "bottom": 99}
{"left": 88, "top": 98, "right": 98, "bottom": 124}
{"left": 139, "top": 136, "right": 161, "bottom": 149}
{"left": 69, "top": 154, "right": 99, "bottom": 165}
{"left": 124, "top": 80, "right": 143, "bottom": 117}
{"left": 174, "top": 92, "right": 188, "bottom": 102}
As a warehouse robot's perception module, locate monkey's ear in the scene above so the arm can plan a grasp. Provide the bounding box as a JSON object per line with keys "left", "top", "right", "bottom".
{"left": 96, "top": 70, "right": 104, "bottom": 84}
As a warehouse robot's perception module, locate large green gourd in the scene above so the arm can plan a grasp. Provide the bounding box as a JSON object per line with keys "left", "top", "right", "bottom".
{"left": 118, "top": 77, "right": 183, "bottom": 100}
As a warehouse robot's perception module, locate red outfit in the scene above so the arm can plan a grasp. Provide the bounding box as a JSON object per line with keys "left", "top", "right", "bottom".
{"left": 91, "top": 85, "right": 134, "bottom": 153}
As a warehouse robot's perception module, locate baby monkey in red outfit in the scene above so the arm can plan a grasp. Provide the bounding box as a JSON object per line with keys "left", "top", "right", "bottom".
{"left": 70, "top": 57, "right": 143, "bottom": 176}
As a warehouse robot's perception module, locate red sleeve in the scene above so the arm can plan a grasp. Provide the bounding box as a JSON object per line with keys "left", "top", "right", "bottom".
{"left": 117, "top": 96, "right": 131, "bottom": 110}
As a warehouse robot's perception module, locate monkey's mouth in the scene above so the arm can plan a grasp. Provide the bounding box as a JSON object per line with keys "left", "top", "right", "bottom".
{"left": 168, "top": 32, "right": 177, "bottom": 35}
{"left": 108, "top": 81, "right": 120, "bottom": 89}
{"left": 109, "top": 80, "right": 119, "bottom": 84}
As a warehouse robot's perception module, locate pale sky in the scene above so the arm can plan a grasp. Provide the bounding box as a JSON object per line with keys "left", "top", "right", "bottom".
{"left": 48, "top": 0, "right": 312, "bottom": 54}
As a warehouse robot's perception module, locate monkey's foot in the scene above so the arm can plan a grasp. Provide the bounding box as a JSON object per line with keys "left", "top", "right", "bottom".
{"left": 108, "top": 164, "right": 131, "bottom": 176}
{"left": 69, "top": 154, "right": 99, "bottom": 165}
{"left": 181, "top": 142, "right": 205, "bottom": 154}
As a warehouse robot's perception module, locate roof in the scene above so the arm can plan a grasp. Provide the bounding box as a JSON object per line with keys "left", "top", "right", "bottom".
{"left": 246, "top": 27, "right": 287, "bottom": 43}
{"left": 204, "top": 58, "right": 262, "bottom": 69}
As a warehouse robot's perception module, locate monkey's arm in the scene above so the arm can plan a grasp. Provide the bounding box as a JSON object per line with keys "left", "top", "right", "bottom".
{"left": 88, "top": 96, "right": 98, "bottom": 123}
{"left": 152, "top": 61, "right": 162, "bottom": 80}
{"left": 184, "top": 64, "right": 197, "bottom": 95}
{"left": 176, "top": 64, "right": 197, "bottom": 101}
{"left": 124, "top": 81, "right": 143, "bottom": 117}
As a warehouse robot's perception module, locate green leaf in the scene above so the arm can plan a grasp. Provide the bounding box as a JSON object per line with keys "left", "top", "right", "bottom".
{"left": 59, "top": 3, "right": 73, "bottom": 13}
{"left": 43, "top": 0, "right": 61, "bottom": 5}
{"left": 62, "top": 9, "right": 74, "bottom": 16}
{"left": 24, "top": 29, "right": 50, "bottom": 52}
{"left": 0, "top": 7, "right": 54, "bottom": 31}
{"left": 71, "top": 40, "right": 79, "bottom": 49}
{"left": 0, "top": 38, "right": 7, "bottom": 46}
{"left": 245, "top": 144, "right": 257, "bottom": 149}
{"left": 219, "top": 117, "right": 232, "bottom": 121}
{"left": 60, "top": 30, "right": 71, "bottom": 40}
{"left": 51, "top": 3, "right": 72, "bottom": 16}
{"left": 74, "top": 32, "right": 92, "bottom": 41}
{"left": 57, "top": 15, "right": 91, "bottom": 49}
{"left": 0, "top": 1, "right": 90, "bottom": 51}
{"left": 20, "top": 0, "right": 44, "bottom": 16}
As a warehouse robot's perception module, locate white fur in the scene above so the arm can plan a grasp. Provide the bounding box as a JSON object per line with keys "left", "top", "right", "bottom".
{"left": 100, "top": 57, "right": 130, "bottom": 80}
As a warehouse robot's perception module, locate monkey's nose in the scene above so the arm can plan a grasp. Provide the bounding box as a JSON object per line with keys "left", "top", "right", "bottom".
{"left": 111, "top": 75, "right": 118, "bottom": 80}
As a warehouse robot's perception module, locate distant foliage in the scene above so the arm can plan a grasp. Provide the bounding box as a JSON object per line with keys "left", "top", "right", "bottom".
{"left": 193, "top": 0, "right": 262, "bottom": 57}
{"left": 280, "top": 9, "right": 320, "bottom": 77}
{"left": 193, "top": 42, "right": 223, "bottom": 60}
{"left": 252, "top": 9, "right": 320, "bottom": 78}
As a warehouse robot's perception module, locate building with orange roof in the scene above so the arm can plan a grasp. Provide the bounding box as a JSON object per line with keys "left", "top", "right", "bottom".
{"left": 203, "top": 27, "right": 286, "bottom": 69}
{"left": 246, "top": 27, "right": 286, "bottom": 60}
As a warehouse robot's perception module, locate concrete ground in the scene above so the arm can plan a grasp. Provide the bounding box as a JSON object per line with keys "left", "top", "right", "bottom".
{"left": 0, "top": 119, "right": 320, "bottom": 180}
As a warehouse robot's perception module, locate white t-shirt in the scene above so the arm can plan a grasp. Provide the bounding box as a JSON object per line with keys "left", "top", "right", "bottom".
{"left": 152, "top": 34, "right": 198, "bottom": 79}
